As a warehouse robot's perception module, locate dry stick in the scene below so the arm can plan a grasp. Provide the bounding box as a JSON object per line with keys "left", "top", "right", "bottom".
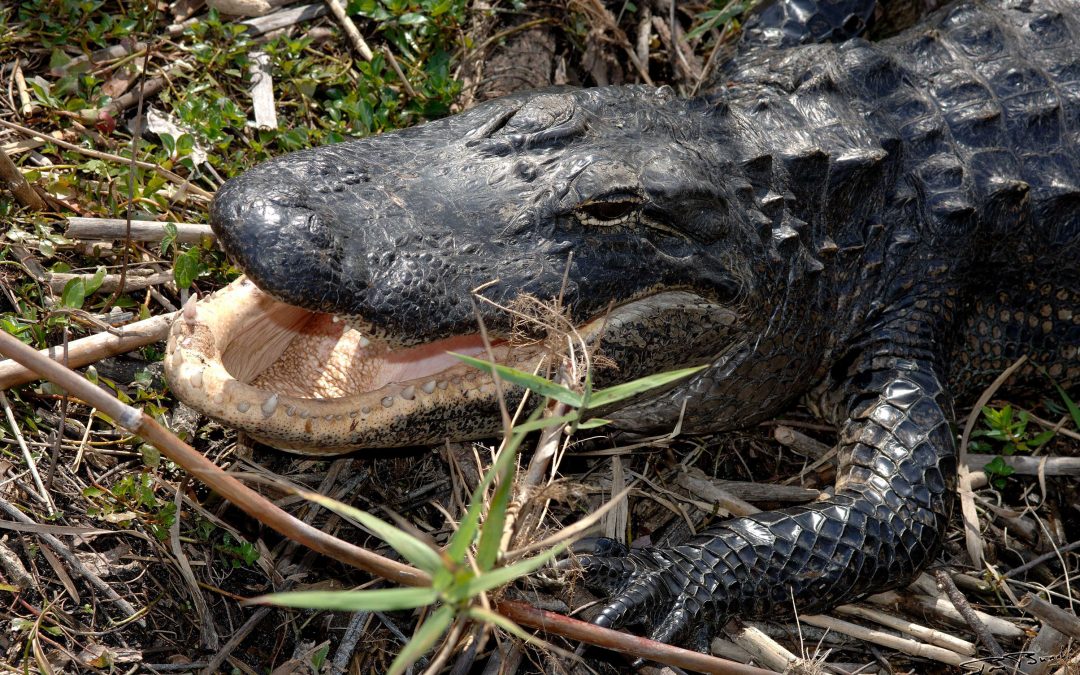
{"left": 934, "top": 568, "right": 1006, "bottom": 658}
{"left": 772, "top": 425, "right": 831, "bottom": 459}
{"left": 0, "top": 144, "right": 46, "bottom": 210}
{"left": 958, "top": 355, "right": 1029, "bottom": 571}
{"left": 1025, "top": 411, "right": 1080, "bottom": 442}
{"left": 248, "top": 50, "right": 278, "bottom": 130}
{"left": 1024, "top": 624, "right": 1070, "bottom": 675}
{"left": 727, "top": 623, "right": 802, "bottom": 671}
{"left": 1005, "top": 540, "right": 1080, "bottom": 579}
{"left": 0, "top": 119, "right": 213, "bottom": 200}
{"left": 324, "top": 0, "right": 374, "bottom": 60}
{"left": 14, "top": 61, "right": 34, "bottom": 117}
{"left": 833, "top": 604, "right": 976, "bottom": 656}
{"left": 964, "top": 454, "right": 1080, "bottom": 476}
{"left": 0, "top": 390, "right": 56, "bottom": 516}
{"left": 0, "top": 538, "right": 34, "bottom": 590}
{"left": 240, "top": 3, "right": 328, "bottom": 36}
{"left": 1019, "top": 593, "right": 1080, "bottom": 640}
{"left": 0, "top": 495, "right": 143, "bottom": 623}
{"left": 868, "top": 590, "right": 1027, "bottom": 641}
{"left": 0, "top": 327, "right": 765, "bottom": 675}
{"left": 382, "top": 44, "right": 418, "bottom": 98}
{"left": 66, "top": 217, "right": 214, "bottom": 244}
{"left": 796, "top": 614, "right": 994, "bottom": 672}
{"left": 497, "top": 600, "right": 772, "bottom": 675}
{"left": 47, "top": 270, "right": 174, "bottom": 294}
{"left": 330, "top": 610, "right": 370, "bottom": 675}
{"left": 0, "top": 311, "right": 175, "bottom": 390}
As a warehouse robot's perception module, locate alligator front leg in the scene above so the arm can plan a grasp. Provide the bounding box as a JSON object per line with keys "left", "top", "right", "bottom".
{"left": 577, "top": 358, "right": 957, "bottom": 647}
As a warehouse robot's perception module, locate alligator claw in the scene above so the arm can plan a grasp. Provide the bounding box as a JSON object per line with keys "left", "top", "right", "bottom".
{"left": 575, "top": 538, "right": 713, "bottom": 650}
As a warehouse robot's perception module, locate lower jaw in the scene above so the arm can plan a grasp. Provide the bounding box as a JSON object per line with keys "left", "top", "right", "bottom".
{"left": 165, "top": 278, "right": 570, "bottom": 453}
{"left": 164, "top": 277, "right": 735, "bottom": 454}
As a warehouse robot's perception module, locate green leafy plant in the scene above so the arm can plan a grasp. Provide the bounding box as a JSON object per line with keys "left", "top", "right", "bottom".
{"left": 970, "top": 405, "right": 1055, "bottom": 488}
{"left": 970, "top": 405, "right": 1055, "bottom": 456}
{"left": 687, "top": 0, "right": 750, "bottom": 40}
{"left": 217, "top": 533, "right": 261, "bottom": 568}
{"left": 83, "top": 472, "right": 177, "bottom": 540}
{"left": 250, "top": 359, "right": 704, "bottom": 673}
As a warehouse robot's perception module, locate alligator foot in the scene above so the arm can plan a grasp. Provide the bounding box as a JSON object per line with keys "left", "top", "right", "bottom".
{"left": 573, "top": 538, "right": 714, "bottom": 653}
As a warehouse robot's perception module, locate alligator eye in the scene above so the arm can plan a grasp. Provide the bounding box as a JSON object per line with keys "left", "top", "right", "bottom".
{"left": 576, "top": 196, "right": 642, "bottom": 225}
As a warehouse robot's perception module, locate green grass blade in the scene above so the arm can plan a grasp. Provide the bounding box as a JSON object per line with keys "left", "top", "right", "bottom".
{"left": 464, "top": 543, "right": 567, "bottom": 597}
{"left": 1056, "top": 385, "right": 1080, "bottom": 430}
{"left": 475, "top": 430, "right": 528, "bottom": 570}
{"left": 451, "top": 353, "right": 582, "bottom": 407}
{"left": 388, "top": 605, "right": 455, "bottom": 675}
{"left": 576, "top": 418, "right": 611, "bottom": 429}
{"left": 446, "top": 417, "right": 533, "bottom": 563}
{"left": 249, "top": 587, "right": 438, "bottom": 612}
{"left": 297, "top": 490, "right": 443, "bottom": 575}
{"left": 587, "top": 365, "right": 707, "bottom": 409}
{"left": 511, "top": 412, "right": 579, "bottom": 434}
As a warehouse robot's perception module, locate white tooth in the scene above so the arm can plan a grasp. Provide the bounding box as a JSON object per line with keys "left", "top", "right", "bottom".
{"left": 349, "top": 411, "right": 358, "bottom": 418}
{"left": 362, "top": 406, "right": 372, "bottom": 414}
{"left": 421, "top": 381, "right": 436, "bottom": 394}
{"left": 437, "top": 380, "right": 449, "bottom": 390}
{"left": 236, "top": 401, "right": 250, "bottom": 413}
{"left": 182, "top": 295, "right": 198, "bottom": 324}
{"left": 286, "top": 406, "right": 296, "bottom": 417}
{"left": 381, "top": 396, "right": 394, "bottom": 408}
{"left": 262, "top": 393, "right": 279, "bottom": 416}
{"left": 299, "top": 410, "right": 310, "bottom": 419}
{"left": 358, "top": 336, "right": 371, "bottom": 348}
{"left": 400, "top": 386, "right": 415, "bottom": 400}
{"left": 331, "top": 315, "right": 341, "bottom": 323}
{"left": 213, "top": 393, "right": 224, "bottom": 404}
{"left": 188, "top": 367, "right": 204, "bottom": 389}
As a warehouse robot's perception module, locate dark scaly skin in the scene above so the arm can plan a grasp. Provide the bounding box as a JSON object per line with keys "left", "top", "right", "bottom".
{"left": 195, "top": 0, "right": 1080, "bottom": 646}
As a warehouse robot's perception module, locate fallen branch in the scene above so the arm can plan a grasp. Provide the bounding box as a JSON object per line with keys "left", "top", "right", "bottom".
{"left": 964, "top": 454, "right": 1080, "bottom": 476}
{"left": 66, "top": 217, "right": 214, "bottom": 244}
{"left": 0, "top": 145, "right": 45, "bottom": 210}
{"left": 934, "top": 568, "right": 1006, "bottom": 659}
{"left": 1019, "top": 593, "right": 1080, "bottom": 640}
{"left": 48, "top": 270, "right": 174, "bottom": 293}
{"left": 0, "top": 312, "right": 176, "bottom": 390}
{"left": 497, "top": 600, "right": 771, "bottom": 674}
{"left": 797, "top": 613, "right": 998, "bottom": 673}
{"left": 241, "top": 3, "right": 327, "bottom": 36}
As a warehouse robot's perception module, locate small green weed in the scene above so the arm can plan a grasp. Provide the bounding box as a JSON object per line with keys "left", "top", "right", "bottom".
{"left": 970, "top": 405, "right": 1055, "bottom": 488}
{"left": 217, "top": 533, "right": 261, "bottom": 568}
{"left": 83, "top": 472, "right": 177, "bottom": 540}
{"left": 250, "top": 359, "right": 704, "bottom": 673}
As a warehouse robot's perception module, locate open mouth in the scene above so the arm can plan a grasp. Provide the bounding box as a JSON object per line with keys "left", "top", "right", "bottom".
{"left": 165, "top": 277, "right": 735, "bottom": 454}
{"left": 164, "top": 277, "right": 566, "bottom": 453}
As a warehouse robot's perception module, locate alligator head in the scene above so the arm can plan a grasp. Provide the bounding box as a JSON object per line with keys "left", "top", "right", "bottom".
{"left": 166, "top": 85, "right": 826, "bottom": 453}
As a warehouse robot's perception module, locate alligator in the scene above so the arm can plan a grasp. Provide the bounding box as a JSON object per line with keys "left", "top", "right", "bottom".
{"left": 166, "top": 0, "right": 1080, "bottom": 649}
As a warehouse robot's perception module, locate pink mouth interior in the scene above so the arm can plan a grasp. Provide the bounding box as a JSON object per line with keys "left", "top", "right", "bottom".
{"left": 219, "top": 301, "right": 493, "bottom": 400}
